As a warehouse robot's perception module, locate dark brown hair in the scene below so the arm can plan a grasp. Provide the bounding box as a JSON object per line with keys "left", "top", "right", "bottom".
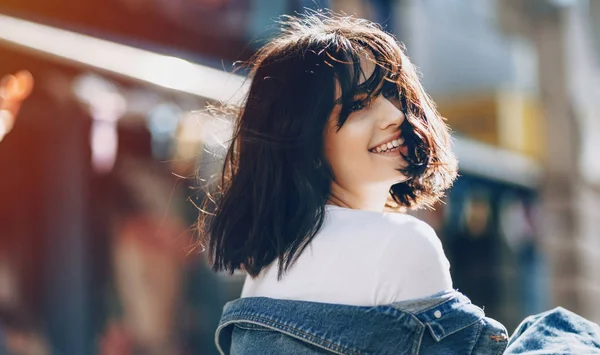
{"left": 199, "top": 11, "right": 457, "bottom": 278}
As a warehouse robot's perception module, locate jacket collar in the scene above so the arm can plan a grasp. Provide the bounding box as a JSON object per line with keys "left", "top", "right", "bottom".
{"left": 216, "top": 290, "right": 484, "bottom": 354}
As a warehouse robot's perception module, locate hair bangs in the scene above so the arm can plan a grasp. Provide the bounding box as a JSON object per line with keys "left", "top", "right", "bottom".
{"left": 329, "top": 50, "right": 402, "bottom": 129}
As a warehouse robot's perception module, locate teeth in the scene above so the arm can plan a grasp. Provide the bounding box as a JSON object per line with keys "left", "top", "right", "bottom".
{"left": 372, "top": 138, "right": 404, "bottom": 153}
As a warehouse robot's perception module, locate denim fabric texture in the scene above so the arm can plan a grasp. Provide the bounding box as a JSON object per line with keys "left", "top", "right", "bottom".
{"left": 216, "top": 290, "right": 509, "bottom": 355}
{"left": 504, "top": 306, "right": 600, "bottom": 354}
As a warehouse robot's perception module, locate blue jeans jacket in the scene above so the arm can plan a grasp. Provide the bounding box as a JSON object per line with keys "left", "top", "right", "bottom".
{"left": 216, "top": 290, "right": 600, "bottom": 354}
{"left": 504, "top": 306, "right": 600, "bottom": 354}
{"left": 216, "top": 290, "right": 509, "bottom": 354}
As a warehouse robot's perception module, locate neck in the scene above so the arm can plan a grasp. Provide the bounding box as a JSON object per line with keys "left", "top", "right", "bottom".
{"left": 327, "top": 182, "right": 389, "bottom": 212}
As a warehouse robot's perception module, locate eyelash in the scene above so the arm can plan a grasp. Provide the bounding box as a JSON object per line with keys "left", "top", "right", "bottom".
{"left": 348, "top": 83, "right": 402, "bottom": 114}
{"left": 350, "top": 99, "right": 370, "bottom": 112}
{"left": 382, "top": 83, "right": 400, "bottom": 101}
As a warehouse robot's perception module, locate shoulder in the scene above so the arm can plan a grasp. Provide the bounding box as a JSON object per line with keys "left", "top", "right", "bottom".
{"left": 323, "top": 208, "right": 441, "bottom": 246}
{"left": 378, "top": 214, "right": 445, "bottom": 259}
{"left": 325, "top": 207, "right": 445, "bottom": 258}
{"left": 377, "top": 214, "right": 453, "bottom": 300}
{"left": 375, "top": 214, "right": 451, "bottom": 289}
{"left": 384, "top": 212, "right": 437, "bottom": 235}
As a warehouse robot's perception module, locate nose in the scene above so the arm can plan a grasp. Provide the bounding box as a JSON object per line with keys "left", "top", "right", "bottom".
{"left": 377, "top": 96, "right": 405, "bottom": 130}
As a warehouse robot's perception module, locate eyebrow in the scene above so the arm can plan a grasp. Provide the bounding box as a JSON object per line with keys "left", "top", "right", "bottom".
{"left": 333, "top": 64, "right": 393, "bottom": 105}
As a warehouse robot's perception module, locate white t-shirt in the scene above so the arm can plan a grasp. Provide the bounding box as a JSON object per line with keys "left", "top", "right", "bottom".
{"left": 241, "top": 204, "right": 453, "bottom": 306}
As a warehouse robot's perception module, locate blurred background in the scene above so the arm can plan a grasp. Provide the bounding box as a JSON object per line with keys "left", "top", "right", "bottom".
{"left": 0, "top": 0, "right": 599, "bottom": 353}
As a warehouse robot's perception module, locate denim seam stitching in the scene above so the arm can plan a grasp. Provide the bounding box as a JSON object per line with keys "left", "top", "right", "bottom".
{"left": 233, "top": 323, "right": 275, "bottom": 332}
{"left": 416, "top": 297, "right": 454, "bottom": 313}
{"left": 214, "top": 325, "right": 226, "bottom": 355}
{"left": 241, "top": 316, "right": 360, "bottom": 355}
{"left": 220, "top": 317, "right": 362, "bottom": 355}
{"left": 413, "top": 321, "right": 425, "bottom": 355}
{"left": 427, "top": 314, "right": 484, "bottom": 341}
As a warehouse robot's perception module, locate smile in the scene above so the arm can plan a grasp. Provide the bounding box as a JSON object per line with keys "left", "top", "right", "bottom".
{"left": 369, "top": 138, "right": 404, "bottom": 154}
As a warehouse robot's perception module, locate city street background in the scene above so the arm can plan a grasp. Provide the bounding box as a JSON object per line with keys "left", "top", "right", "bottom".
{"left": 1, "top": 0, "right": 599, "bottom": 354}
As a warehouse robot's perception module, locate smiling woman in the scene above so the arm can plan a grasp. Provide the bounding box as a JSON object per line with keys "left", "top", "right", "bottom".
{"left": 201, "top": 11, "right": 458, "bottom": 277}
{"left": 196, "top": 11, "right": 516, "bottom": 355}
{"left": 194, "top": 9, "right": 600, "bottom": 355}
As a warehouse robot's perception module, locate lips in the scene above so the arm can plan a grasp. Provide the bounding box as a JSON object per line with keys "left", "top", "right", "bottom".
{"left": 370, "top": 143, "right": 408, "bottom": 158}
{"left": 369, "top": 134, "right": 405, "bottom": 154}
{"left": 369, "top": 133, "right": 401, "bottom": 151}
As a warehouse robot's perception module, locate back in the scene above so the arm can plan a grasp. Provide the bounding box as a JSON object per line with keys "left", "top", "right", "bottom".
{"left": 241, "top": 205, "right": 453, "bottom": 306}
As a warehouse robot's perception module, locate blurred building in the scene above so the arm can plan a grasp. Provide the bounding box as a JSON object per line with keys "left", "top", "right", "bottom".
{"left": 401, "top": 0, "right": 600, "bottom": 326}
{"left": 499, "top": 0, "right": 600, "bottom": 324}
{"left": 1, "top": 0, "right": 600, "bottom": 354}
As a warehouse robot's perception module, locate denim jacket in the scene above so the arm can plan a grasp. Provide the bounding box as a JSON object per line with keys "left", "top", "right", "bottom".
{"left": 216, "top": 290, "right": 509, "bottom": 355}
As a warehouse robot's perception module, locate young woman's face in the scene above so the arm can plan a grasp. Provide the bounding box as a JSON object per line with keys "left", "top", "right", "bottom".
{"left": 324, "top": 58, "right": 408, "bottom": 194}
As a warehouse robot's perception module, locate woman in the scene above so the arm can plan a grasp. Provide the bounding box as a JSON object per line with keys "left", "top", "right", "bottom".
{"left": 200, "top": 12, "right": 600, "bottom": 355}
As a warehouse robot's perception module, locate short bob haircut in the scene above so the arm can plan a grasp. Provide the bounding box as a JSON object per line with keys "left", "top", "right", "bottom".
{"left": 200, "top": 11, "right": 458, "bottom": 278}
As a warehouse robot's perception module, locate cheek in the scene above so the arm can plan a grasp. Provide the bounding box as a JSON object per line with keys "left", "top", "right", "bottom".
{"left": 324, "top": 122, "right": 372, "bottom": 182}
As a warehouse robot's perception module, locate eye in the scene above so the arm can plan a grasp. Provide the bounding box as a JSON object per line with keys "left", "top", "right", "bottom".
{"left": 382, "top": 84, "right": 400, "bottom": 101}
{"left": 350, "top": 100, "right": 367, "bottom": 112}
{"left": 348, "top": 93, "right": 371, "bottom": 113}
